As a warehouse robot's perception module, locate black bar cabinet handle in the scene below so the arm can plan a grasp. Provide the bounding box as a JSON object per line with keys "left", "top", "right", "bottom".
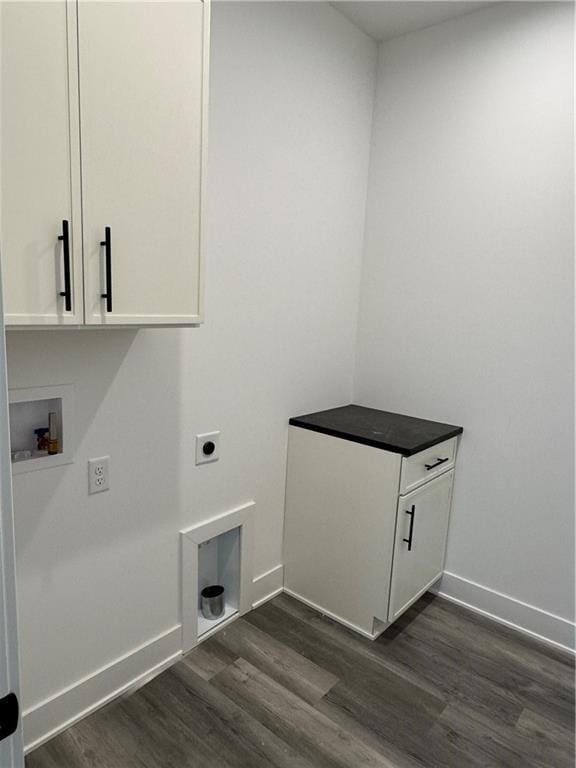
{"left": 424, "top": 457, "right": 449, "bottom": 471}
{"left": 403, "top": 504, "right": 415, "bottom": 551}
{"left": 58, "top": 219, "right": 72, "bottom": 312}
{"left": 100, "top": 226, "right": 112, "bottom": 313}
{"left": 0, "top": 692, "right": 19, "bottom": 742}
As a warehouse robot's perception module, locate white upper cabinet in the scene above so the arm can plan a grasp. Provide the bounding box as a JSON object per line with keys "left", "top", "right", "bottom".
{"left": 0, "top": 0, "right": 208, "bottom": 328}
{"left": 0, "top": 1, "right": 83, "bottom": 325}
{"left": 78, "top": 0, "right": 206, "bottom": 325}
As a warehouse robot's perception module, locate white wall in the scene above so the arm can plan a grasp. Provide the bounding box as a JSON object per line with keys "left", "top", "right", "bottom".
{"left": 7, "top": 2, "right": 376, "bottom": 747}
{"left": 355, "top": 3, "right": 574, "bottom": 646}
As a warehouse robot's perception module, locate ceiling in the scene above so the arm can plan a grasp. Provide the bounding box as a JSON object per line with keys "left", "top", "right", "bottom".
{"left": 331, "top": 2, "right": 493, "bottom": 42}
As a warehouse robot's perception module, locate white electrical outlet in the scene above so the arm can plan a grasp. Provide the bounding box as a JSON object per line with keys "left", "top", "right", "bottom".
{"left": 195, "top": 432, "right": 220, "bottom": 465}
{"left": 88, "top": 456, "right": 110, "bottom": 494}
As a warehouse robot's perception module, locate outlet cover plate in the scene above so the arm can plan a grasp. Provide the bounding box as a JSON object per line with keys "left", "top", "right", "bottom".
{"left": 88, "top": 456, "right": 110, "bottom": 494}
{"left": 196, "top": 432, "right": 220, "bottom": 465}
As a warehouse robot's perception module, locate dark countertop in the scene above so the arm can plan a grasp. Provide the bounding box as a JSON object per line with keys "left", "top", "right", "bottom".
{"left": 289, "top": 404, "right": 463, "bottom": 457}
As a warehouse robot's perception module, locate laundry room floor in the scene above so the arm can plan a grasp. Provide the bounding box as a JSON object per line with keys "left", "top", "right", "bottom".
{"left": 26, "top": 592, "right": 575, "bottom": 768}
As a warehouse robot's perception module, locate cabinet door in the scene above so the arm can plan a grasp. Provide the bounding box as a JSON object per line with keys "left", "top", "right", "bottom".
{"left": 78, "top": 0, "right": 207, "bottom": 326}
{"left": 388, "top": 470, "right": 454, "bottom": 622}
{"left": 0, "top": 1, "right": 83, "bottom": 325}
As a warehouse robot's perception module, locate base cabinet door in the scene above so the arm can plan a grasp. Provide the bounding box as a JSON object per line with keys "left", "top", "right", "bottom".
{"left": 0, "top": 0, "right": 82, "bottom": 325}
{"left": 78, "top": 0, "right": 206, "bottom": 326}
{"left": 388, "top": 470, "right": 454, "bottom": 622}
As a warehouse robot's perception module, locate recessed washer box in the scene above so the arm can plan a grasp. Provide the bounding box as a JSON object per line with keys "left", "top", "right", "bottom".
{"left": 8, "top": 384, "right": 74, "bottom": 474}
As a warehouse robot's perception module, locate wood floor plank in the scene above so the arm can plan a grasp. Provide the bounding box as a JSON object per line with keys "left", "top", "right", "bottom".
{"left": 271, "top": 592, "right": 445, "bottom": 701}
{"left": 429, "top": 596, "right": 574, "bottom": 672}
{"left": 516, "top": 706, "right": 575, "bottom": 744}
{"left": 515, "top": 707, "right": 575, "bottom": 766}
{"left": 181, "top": 638, "right": 238, "bottom": 680}
{"left": 73, "top": 680, "right": 224, "bottom": 768}
{"left": 428, "top": 702, "right": 575, "bottom": 768}
{"left": 25, "top": 730, "right": 109, "bottom": 768}
{"left": 315, "top": 694, "right": 429, "bottom": 768}
{"left": 211, "top": 616, "right": 339, "bottom": 704}
{"left": 246, "top": 600, "right": 449, "bottom": 723}
{"left": 212, "top": 658, "right": 395, "bottom": 768}
{"left": 388, "top": 596, "right": 575, "bottom": 726}
{"left": 375, "top": 600, "right": 575, "bottom": 731}
{"left": 316, "top": 681, "right": 438, "bottom": 767}
{"left": 111, "top": 685, "right": 223, "bottom": 768}
{"left": 374, "top": 623, "right": 526, "bottom": 727}
{"left": 381, "top": 593, "right": 574, "bottom": 696}
{"left": 248, "top": 598, "right": 529, "bottom": 734}
{"left": 143, "top": 661, "right": 317, "bottom": 768}
{"left": 27, "top": 696, "right": 189, "bottom": 768}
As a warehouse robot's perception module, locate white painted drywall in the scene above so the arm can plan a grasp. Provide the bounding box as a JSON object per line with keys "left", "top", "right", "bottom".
{"left": 355, "top": 3, "right": 574, "bottom": 627}
{"left": 333, "top": 1, "right": 491, "bottom": 42}
{"left": 7, "top": 0, "right": 376, "bottom": 730}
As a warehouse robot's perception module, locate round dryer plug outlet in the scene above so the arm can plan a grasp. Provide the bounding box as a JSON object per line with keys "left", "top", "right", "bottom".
{"left": 195, "top": 432, "right": 220, "bottom": 464}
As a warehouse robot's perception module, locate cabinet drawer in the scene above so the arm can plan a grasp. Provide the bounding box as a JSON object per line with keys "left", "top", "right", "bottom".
{"left": 399, "top": 437, "right": 457, "bottom": 495}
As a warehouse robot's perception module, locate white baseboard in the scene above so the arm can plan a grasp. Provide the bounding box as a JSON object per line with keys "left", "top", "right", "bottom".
{"left": 252, "top": 564, "right": 284, "bottom": 609}
{"left": 435, "top": 572, "right": 575, "bottom": 654}
{"left": 23, "top": 625, "right": 182, "bottom": 754}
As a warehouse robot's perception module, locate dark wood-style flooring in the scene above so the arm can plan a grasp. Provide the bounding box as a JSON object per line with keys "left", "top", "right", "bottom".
{"left": 27, "top": 593, "right": 575, "bottom": 768}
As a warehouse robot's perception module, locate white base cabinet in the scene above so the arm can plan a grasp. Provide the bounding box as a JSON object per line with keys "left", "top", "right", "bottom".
{"left": 284, "top": 423, "right": 459, "bottom": 639}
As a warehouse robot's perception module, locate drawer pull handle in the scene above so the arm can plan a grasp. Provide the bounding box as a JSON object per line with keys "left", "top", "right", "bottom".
{"left": 425, "top": 457, "right": 449, "bottom": 471}
{"left": 403, "top": 504, "right": 415, "bottom": 551}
